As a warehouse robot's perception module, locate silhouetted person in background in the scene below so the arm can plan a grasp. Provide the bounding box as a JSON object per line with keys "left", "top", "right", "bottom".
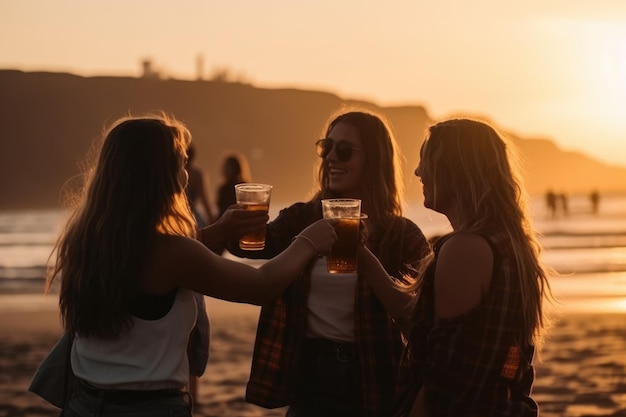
{"left": 216, "top": 152, "right": 252, "bottom": 219}
{"left": 558, "top": 192, "right": 569, "bottom": 217}
{"left": 186, "top": 144, "right": 215, "bottom": 227}
{"left": 590, "top": 190, "right": 600, "bottom": 214}
{"left": 545, "top": 189, "right": 557, "bottom": 219}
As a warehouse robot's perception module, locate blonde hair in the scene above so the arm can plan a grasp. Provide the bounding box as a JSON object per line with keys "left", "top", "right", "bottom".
{"left": 415, "top": 118, "right": 552, "bottom": 345}
{"left": 47, "top": 113, "right": 196, "bottom": 338}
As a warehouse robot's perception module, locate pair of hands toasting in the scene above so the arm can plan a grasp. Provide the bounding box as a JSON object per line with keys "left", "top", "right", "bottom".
{"left": 205, "top": 207, "right": 400, "bottom": 302}
{"left": 200, "top": 204, "right": 338, "bottom": 258}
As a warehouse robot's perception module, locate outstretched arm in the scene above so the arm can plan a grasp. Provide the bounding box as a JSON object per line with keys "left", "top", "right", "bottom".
{"left": 174, "top": 219, "right": 337, "bottom": 305}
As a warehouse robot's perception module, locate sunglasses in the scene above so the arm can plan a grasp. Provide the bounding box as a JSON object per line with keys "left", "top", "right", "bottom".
{"left": 315, "top": 138, "right": 362, "bottom": 162}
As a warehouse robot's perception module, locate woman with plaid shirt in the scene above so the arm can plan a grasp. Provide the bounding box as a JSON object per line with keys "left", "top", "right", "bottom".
{"left": 224, "top": 110, "right": 430, "bottom": 417}
{"left": 359, "top": 119, "right": 553, "bottom": 416}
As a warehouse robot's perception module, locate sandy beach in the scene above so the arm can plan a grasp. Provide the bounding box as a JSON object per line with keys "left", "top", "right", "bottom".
{"left": 1, "top": 295, "right": 625, "bottom": 417}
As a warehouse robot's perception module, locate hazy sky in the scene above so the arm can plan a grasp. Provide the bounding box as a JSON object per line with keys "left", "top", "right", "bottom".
{"left": 2, "top": 0, "right": 625, "bottom": 166}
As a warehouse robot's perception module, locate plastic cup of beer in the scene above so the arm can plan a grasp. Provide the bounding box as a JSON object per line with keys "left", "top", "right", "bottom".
{"left": 321, "top": 198, "right": 362, "bottom": 273}
{"left": 235, "top": 183, "right": 272, "bottom": 250}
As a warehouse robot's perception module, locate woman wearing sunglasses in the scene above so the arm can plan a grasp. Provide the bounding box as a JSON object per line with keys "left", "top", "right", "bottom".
{"left": 214, "top": 110, "right": 430, "bottom": 417}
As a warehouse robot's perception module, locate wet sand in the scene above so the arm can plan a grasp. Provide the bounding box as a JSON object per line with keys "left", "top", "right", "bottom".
{"left": 1, "top": 295, "right": 625, "bottom": 417}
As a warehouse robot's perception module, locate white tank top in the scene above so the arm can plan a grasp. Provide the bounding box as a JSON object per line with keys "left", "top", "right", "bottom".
{"left": 305, "top": 257, "right": 357, "bottom": 342}
{"left": 71, "top": 288, "right": 197, "bottom": 390}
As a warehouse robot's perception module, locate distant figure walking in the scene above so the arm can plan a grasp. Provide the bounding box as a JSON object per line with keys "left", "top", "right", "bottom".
{"left": 558, "top": 192, "right": 569, "bottom": 217}
{"left": 186, "top": 144, "right": 215, "bottom": 227}
{"left": 545, "top": 189, "right": 557, "bottom": 219}
{"left": 216, "top": 152, "right": 252, "bottom": 219}
{"left": 590, "top": 190, "right": 600, "bottom": 214}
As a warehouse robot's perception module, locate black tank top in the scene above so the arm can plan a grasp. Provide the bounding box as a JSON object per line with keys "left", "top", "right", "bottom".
{"left": 130, "top": 289, "right": 178, "bottom": 320}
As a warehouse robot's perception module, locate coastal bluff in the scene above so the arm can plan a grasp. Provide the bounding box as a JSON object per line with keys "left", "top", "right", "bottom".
{"left": 1, "top": 69, "right": 625, "bottom": 210}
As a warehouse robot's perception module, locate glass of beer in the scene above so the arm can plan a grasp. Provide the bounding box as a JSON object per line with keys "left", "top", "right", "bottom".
{"left": 321, "top": 198, "right": 362, "bottom": 273}
{"left": 235, "top": 183, "right": 272, "bottom": 250}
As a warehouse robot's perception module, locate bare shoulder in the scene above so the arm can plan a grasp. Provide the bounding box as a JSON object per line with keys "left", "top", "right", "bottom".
{"left": 434, "top": 232, "right": 494, "bottom": 318}
{"left": 144, "top": 235, "right": 213, "bottom": 292}
{"left": 438, "top": 232, "right": 492, "bottom": 261}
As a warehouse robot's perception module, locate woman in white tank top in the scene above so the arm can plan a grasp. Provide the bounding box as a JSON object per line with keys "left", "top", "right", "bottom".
{"left": 43, "top": 114, "right": 338, "bottom": 417}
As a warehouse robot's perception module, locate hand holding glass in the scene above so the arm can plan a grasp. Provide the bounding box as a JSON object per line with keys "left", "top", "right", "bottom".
{"left": 235, "top": 183, "right": 272, "bottom": 250}
{"left": 321, "top": 199, "right": 363, "bottom": 273}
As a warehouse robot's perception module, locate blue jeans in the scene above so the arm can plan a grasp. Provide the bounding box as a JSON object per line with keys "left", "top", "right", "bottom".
{"left": 63, "top": 380, "right": 192, "bottom": 417}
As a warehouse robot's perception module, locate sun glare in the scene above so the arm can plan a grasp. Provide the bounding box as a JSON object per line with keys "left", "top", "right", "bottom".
{"left": 583, "top": 22, "right": 626, "bottom": 118}
{"left": 599, "top": 27, "right": 626, "bottom": 96}
{"left": 617, "top": 297, "right": 626, "bottom": 313}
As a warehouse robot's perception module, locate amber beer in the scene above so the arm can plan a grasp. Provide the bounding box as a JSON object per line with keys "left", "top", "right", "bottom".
{"left": 321, "top": 198, "right": 362, "bottom": 274}
{"left": 235, "top": 184, "right": 272, "bottom": 250}
{"left": 327, "top": 217, "right": 360, "bottom": 273}
{"left": 238, "top": 203, "right": 270, "bottom": 250}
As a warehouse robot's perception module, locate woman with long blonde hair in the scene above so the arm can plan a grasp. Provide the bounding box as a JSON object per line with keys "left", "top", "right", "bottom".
{"left": 359, "top": 118, "right": 552, "bottom": 416}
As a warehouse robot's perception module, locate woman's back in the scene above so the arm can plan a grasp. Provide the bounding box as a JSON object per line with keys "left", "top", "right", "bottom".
{"left": 43, "top": 114, "right": 338, "bottom": 417}
{"left": 72, "top": 288, "right": 196, "bottom": 390}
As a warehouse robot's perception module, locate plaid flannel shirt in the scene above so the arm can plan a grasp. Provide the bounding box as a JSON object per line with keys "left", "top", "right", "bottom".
{"left": 405, "top": 232, "right": 538, "bottom": 417}
{"left": 229, "top": 199, "right": 429, "bottom": 417}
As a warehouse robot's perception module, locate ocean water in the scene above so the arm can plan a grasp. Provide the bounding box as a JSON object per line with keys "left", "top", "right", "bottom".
{"left": 1, "top": 194, "right": 625, "bottom": 313}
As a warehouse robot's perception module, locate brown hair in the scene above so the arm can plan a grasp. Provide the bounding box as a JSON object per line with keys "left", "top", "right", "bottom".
{"left": 47, "top": 113, "right": 195, "bottom": 338}
{"left": 315, "top": 110, "right": 405, "bottom": 265}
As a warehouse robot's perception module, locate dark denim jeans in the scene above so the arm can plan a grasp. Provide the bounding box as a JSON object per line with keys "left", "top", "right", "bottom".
{"left": 63, "top": 380, "right": 192, "bottom": 417}
{"left": 286, "top": 338, "right": 363, "bottom": 417}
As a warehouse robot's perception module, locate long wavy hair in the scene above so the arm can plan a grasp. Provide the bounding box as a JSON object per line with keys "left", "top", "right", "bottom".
{"left": 46, "top": 113, "right": 196, "bottom": 339}
{"left": 315, "top": 110, "right": 405, "bottom": 264}
{"left": 413, "top": 118, "right": 551, "bottom": 345}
